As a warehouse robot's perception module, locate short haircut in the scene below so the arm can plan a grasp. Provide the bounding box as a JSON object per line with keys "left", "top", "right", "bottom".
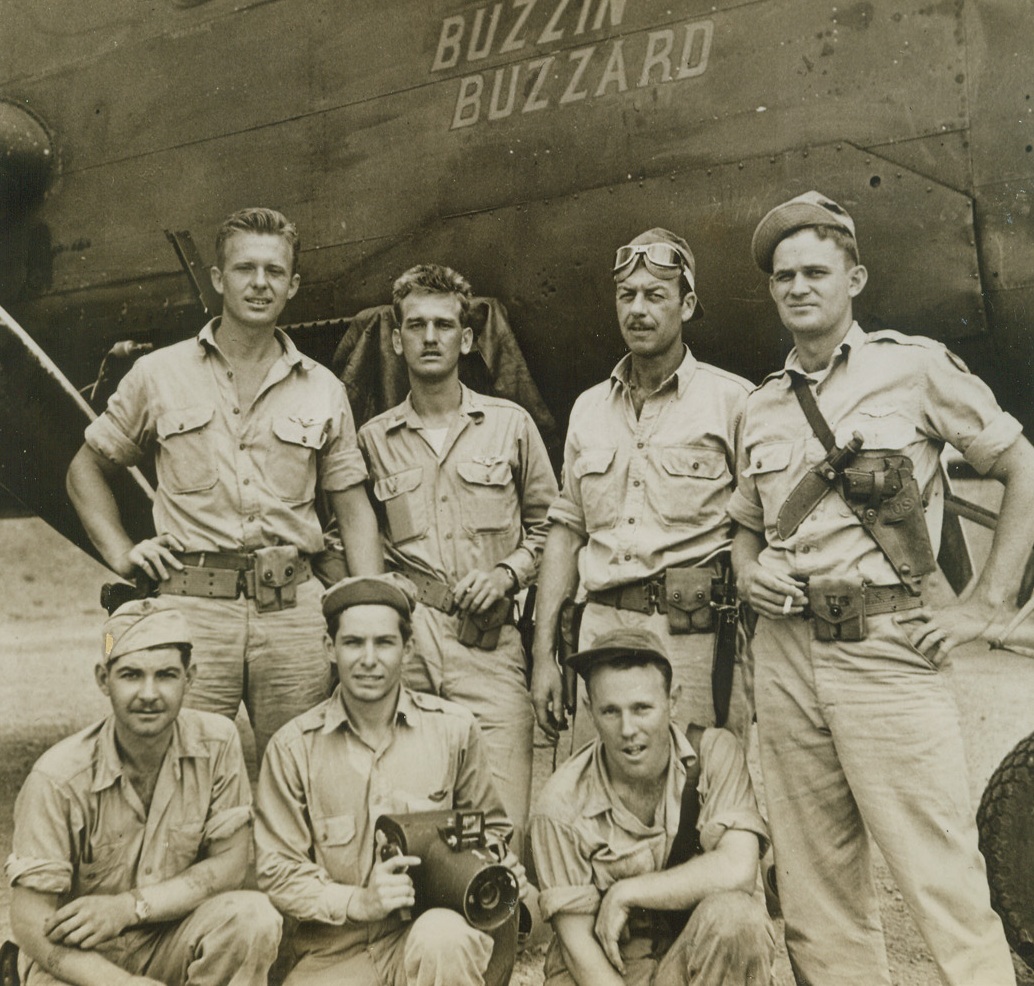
{"left": 802, "top": 224, "right": 859, "bottom": 268}
{"left": 215, "top": 207, "right": 300, "bottom": 274}
{"left": 392, "top": 264, "right": 473, "bottom": 326}
{"left": 326, "top": 606, "right": 413, "bottom": 644}
{"left": 585, "top": 652, "right": 673, "bottom": 697}
{"left": 107, "top": 642, "right": 193, "bottom": 670}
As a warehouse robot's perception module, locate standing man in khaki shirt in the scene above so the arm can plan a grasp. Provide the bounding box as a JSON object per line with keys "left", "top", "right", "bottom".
{"left": 357, "top": 264, "right": 558, "bottom": 848}
{"left": 731, "top": 190, "right": 1034, "bottom": 985}
{"left": 66, "top": 207, "right": 383, "bottom": 760}
{"left": 531, "top": 229, "right": 752, "bottom": 748}
{"left": 255, "top": 574, "right": 526, "bottom": 986}
{"left": 5, "top": 598, "right": 281, "bottom": 986}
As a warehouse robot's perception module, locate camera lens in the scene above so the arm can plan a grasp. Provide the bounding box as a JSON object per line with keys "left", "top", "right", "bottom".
{"left": 476, "top": 879, "right": 502, "bottom": 912}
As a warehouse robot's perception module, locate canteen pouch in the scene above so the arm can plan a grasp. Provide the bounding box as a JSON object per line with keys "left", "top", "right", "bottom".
{"left": 457, "top": 596, "right": 511, "bottom": 650}
{"left": 665, "top": 568, "right": 716, "bottom": 635}
{"left": 254, "top": 545, "right": 301, "bottom": 613}
{"left": 807, "top": 579, "right": 866, "bottom": 642}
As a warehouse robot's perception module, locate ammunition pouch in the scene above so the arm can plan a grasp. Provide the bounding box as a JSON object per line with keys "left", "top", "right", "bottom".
{"left": 807, "top": 579, "right": 867, "bottom": 641}
{"left": 665, "top": 568, "right": 716, "bottom": 635}
{"left": 457, "top": 596, "right": 513, "bottom": 650}
{"left": 249, "top": 545, "right": 302, "bottom": 613}
{"left": 840, "top": 453, "right": 936, "bottom": 586}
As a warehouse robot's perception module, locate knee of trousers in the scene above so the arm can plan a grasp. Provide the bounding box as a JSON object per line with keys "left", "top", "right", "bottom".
{"left": 404, "top": 908, "right": 493, "bottom": 971}
{"left": 207, "top": 890, "right": 283, "bottom": 957}
{"left": 687, "top": 891, "right": 772, "bottom": 952}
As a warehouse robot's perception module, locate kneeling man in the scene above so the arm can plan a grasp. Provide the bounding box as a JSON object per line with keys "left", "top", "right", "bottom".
{"left": 5, "top": 598, "right": 281, "bottom": 986}
{"left": 255, "top": 574, "right": 525, "bottom": 985}
{"left": 530, "top": 628, "right": 773, "bottom": 986}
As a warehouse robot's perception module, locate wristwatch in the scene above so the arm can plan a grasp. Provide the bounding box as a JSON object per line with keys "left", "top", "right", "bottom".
{"left": 495, "top": 563, "right": 519, "bottom": 593}
{"left": 130, "top": 888, "right": 152, "bottom": 924}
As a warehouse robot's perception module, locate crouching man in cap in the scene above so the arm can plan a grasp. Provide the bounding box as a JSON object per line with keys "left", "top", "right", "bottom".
{"left": 531, "top": 229, "right": 752, "bottom": 749}
{"left": 530, "top": 628, "right": 774, "bottom": 986}
{"left": 5, "top": 598, "right": 281, "bottom": 986}
{"left": 255, "top": 574, "right": 527, "bottom": 986}
{"left": 731, "top": 190, "right": 1034, "bottom": 984}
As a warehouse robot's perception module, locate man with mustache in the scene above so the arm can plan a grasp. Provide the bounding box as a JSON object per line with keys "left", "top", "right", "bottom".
{"left": 5, "top": 598, "right": 281, "bottom": 986}
{"left": 356, "top": 264, "right": 557, "bottom": 855}
{"left": 531, "top": 230, "right": 752, "bottom": 749}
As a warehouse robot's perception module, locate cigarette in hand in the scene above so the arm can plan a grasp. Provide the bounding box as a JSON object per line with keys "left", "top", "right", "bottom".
{"left": 782, "top": 594, "right": 794, "bottom": 616}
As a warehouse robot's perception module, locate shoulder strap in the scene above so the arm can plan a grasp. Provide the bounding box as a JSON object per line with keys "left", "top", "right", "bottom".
{"left": 666, "top": 726, "right": 705, "bottom": 869}
{"left": 790, "top": 373, "right": 835, "bottom": 450}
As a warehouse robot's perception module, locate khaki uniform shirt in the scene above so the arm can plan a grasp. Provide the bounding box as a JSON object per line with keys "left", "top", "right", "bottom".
{"left": 548, "top": 347, "right": 751, "bottom": 591}
{"left": 5, "top": 710, "right": 251, "bottom": 898}
{"left": 254, "top": 687, "right": 511, "bottom": 954}
{"left": 728, "top": 323, "right": 1023, "bottom": 584}
{"left": 85, "top": 319, "right": 368, "bottom": 555}
{"left": 530, "top": 726, "right": 767, "bottom": 924}
{"left": 357, "top": 386, "right": 557, "bottom": 588}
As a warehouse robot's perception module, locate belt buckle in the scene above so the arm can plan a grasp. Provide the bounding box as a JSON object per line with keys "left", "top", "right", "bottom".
{"left": 645, "top": 580, "right": 662, "bottom": 614}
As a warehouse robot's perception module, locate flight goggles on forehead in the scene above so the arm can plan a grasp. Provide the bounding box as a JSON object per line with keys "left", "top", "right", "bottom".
{"left": 613, "top": 243, "right": 694, "bottom": 287}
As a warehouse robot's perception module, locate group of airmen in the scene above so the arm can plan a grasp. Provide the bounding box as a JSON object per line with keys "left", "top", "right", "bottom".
{"left": 5, "top": 192, "right": 1034, "bottom": 986}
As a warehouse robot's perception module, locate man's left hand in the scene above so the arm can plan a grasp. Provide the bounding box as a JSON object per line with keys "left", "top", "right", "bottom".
{"left": 895, "top": 600, "right": 997, "bottom": 667}
{"left": 44, "top": 893, "right": 136, "bottom": 949}
{"left": 454, "top": 567, "right": 513, "bottom": 615}
{"left": 594, "top": 882, "right": 631, "bottom": 974}
{"left": 500, "top": 849, "right": 530, "bottom": 901}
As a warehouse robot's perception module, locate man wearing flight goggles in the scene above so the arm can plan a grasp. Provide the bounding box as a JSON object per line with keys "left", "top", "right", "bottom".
{"left": 531, "top": 228, "right": 753, "bottom": 749}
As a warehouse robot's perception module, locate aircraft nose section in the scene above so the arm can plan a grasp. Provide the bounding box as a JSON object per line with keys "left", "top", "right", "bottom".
{"left": 0, "top": 100, "right": 56, "bottom": 221}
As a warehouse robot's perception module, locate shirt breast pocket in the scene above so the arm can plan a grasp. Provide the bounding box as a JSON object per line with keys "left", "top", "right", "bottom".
{"left": 742, "top": 442, "right": 795, "bottom": 530}
{"left": 589, "top": 841, "right": 657, "bottom": 891}
{"left": 374, "top": 467, "right": 427, "bottom": 544}
{"left": 314, "top": 813, "right": 360, "bottom": 881}
{"left": 652, "top": 446, "right": 730, "bottom": 526}
{"left": 156, "top": 406, "right": 218, "bottom": 494}
{"left": 456, "top": 459, "right": 515, "bottom": 534}
{"left": 270, "top": 417, "right": 328, "bottom": 503}
{"left": 573, "top": 447, "right": 619, "bottom": 532}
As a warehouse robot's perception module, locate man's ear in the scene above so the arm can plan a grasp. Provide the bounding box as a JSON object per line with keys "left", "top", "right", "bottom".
{"left": 391, "top": 327, "right": 404, "bottom": 357}
{"left": 286, "top": 271, "right": 301, "bottom": 300}
{"left": 460, "top": 325, "right": 474, "bottom": 355}
{"left": 680, "top": 293, "right": 697, "bottom": 324}
{"left": 210, "top": 266, "right": 224, "bottom": 297}
{"left": 847, "top": 264, "right": 868, "bottom": 298}
{"left": 95, "top": 662, "right": 111, "bottom": 697}
{"left": 185, "top": 662, "right": 197, "bottom": 689}
{"left": 669, "top": 683, "right": 682, "bottom": 717}
{"left": 323, "top": 632, "right": 336, "bottom": 664}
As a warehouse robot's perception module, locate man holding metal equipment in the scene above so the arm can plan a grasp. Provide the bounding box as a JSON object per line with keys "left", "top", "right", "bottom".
{"left": 5, "top": 598, "right": 281, "bottom": 986}
{"left": 530, "top": 229, "right": 751, "bottom": 748}
{"left": 530, "top": 627, "right": 773, "bottom": 986}
{"left": 731, "top": 190, "right": 1034, "bottom": 985}
{"left": 357, "top": 264, "right": 557, "bottom": 848}
{"left": 255, "top": 574, "right": 527, "bottom": 986}
{"left": 66, "top": 207, "right": 383, "bottom": 761}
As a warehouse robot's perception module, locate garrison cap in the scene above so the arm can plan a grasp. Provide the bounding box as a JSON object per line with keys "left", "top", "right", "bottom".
{"left": 751, "top": 190, "right": 858, "bottom": 273}
{"left": 617, "top": 228, "right": 704, "bottom": 321}
{"left": 321, "top": 573, "right": 416, "bottom": 621}
{"left": 565, "top": 626, "right": 672, "bottom": 680}
{"left": 102, "top": 597, "right": 192, "bottom": 665}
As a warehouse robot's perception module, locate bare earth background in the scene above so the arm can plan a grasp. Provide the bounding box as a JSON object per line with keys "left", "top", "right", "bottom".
{"left": 2, "top": 513, "right": 1033, "bottom": 985}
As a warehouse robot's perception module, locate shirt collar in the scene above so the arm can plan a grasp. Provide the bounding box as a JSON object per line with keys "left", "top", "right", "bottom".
{"left": 196, "top": 318, "right": 315, "bottom": 372}
{"left": 769, "top": 321, "right": 865, "bottom": 388}
{"left": 91, "top": 713, "right": 208, "bottom": 793}
{"left": 580, "top": 725, "right": 696, "bottom": 819}
{"left": 609, "top": 346, "right": 697, "bottom": 399}
{"left": 319, "top": 685, "right": 416, "bottom": 734}
{"left": 385, "top": 383, "right": 486, "bottom": 433}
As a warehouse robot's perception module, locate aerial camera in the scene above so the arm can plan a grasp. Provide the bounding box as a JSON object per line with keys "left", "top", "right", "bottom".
{"left": 374, "top": 810, "right": 518, "bottom": 931}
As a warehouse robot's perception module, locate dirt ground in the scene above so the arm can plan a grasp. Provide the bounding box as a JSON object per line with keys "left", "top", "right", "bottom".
{"left": 2, "top": 515, "right": 1034, "bottom": 985}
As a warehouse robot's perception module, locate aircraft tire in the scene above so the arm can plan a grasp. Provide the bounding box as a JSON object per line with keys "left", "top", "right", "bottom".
{"left": 978, "top": 730, "right": 1034, "bottom": 970}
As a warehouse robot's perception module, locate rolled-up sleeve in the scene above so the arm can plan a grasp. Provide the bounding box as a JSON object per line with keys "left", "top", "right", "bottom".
{"left": 5, "top": 770, "right": 77, "bottom": 895}
{"left": 545, "top": 404, "right": 588, "bottom": 538}
{"left": 529, "top": 815, "right": 601, "bottom": 921}
{"left": 84, "top": 362, "right": 152, "bottom": 467}
{"left": 254, "top": 732, "right": 356, "bottom": 924}
{"left": 318, "top": 379, "right": 369, "bottom": 493}
{"left": 922, "top": 347, "right": 1024, "bottom": 475}
{"left": 203, "top": 729, "right": 253, "bottom": 845}
{"left": 697, "top": 730, "right": 768, "bottom": 856}
{"left": 500, "top": 412, "right": 559, "bottom": 587}
{"left": 728, "top": 439, "right": 765, "bottom": 534}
